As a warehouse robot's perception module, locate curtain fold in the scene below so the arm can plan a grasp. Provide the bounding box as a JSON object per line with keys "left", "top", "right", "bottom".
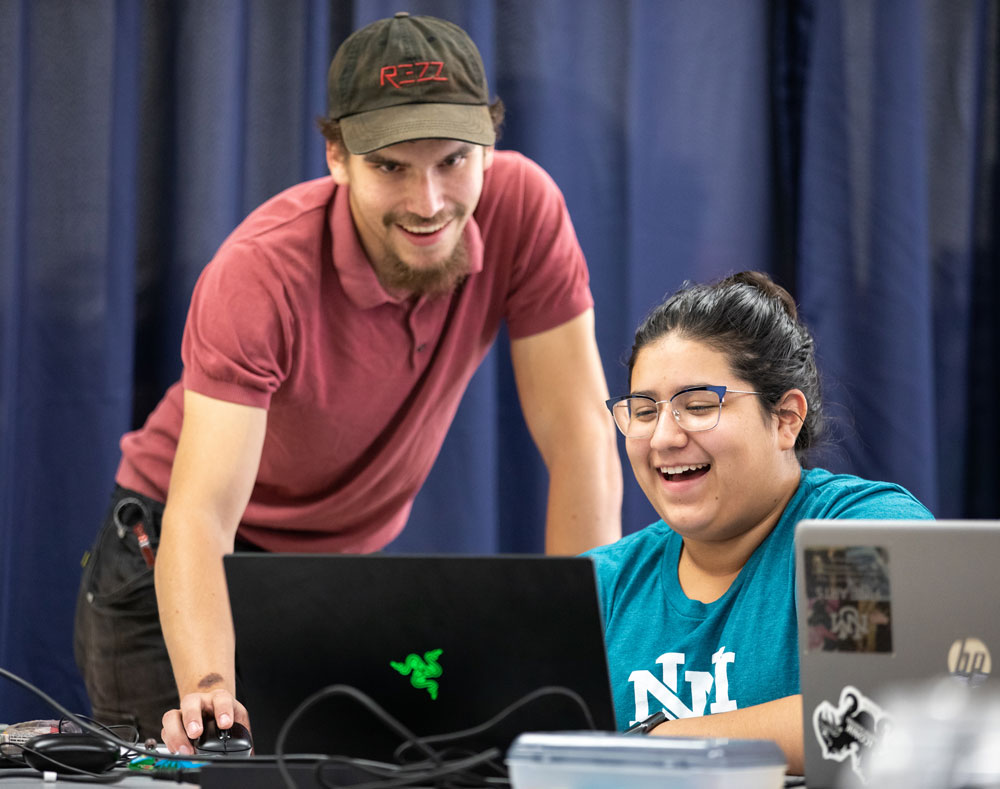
{"left": 1, "top": 0, "right": 996, "bottom": 724}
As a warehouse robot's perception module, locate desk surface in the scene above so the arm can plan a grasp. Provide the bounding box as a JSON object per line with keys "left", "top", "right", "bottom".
{"left": 1, "top": 765, "right": 809, "bottom": 788}
{"left": 0, "top": 758, "right": 420, "bottom": 788}
{"left": 0, "top": 769, "right": 196, "bottom": 787}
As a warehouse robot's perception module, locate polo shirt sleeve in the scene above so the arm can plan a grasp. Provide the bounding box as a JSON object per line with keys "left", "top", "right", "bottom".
{"left": 180, "top": 240, "right": 293, "bottom": 410}
{"left": 493, "top": 153, "right": 594, "bottom": 339}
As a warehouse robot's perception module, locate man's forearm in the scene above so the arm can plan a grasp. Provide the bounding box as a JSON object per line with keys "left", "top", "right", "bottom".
{"left": 506, "top": 309, "right": 622, "bottom": 554}
{"left": 544, "top": 431, "right": 622, "bottom": 555}
{"left": 155, "top": 513, "right": 237, "bottom": 699}
{"left": 650, "top": 694, "right": 804, "bottom": 775}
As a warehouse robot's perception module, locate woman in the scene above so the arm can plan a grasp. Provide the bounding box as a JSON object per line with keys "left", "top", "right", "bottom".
{"left": 587, "top": 271, "right": 931, "bottom": 773}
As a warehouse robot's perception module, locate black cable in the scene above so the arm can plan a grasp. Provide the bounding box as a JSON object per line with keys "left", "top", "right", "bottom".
{"left": 2, "top": 740, "right": 118, "bottom": 782}
{"left": 0, "top": 667, "right": 160, "bottom": 759}
{"left": 294, "top": 685, "right": 592, "bottom": 789}
{"left": 2, "top": 668, "right": 592, "bottom": 788}
{"left": 0, "top": 770, "right": 53, "bottom": 781}
{"left": 0, "top": 665, "right": 253, "bottom": 773}
{"left": 409, "top": 744, "right": 508, "bottom": 783}
{"left": 33, "top": 775, "right": 126, "bottom": 785}
{"left": 2, "top": 664, "right": 463, "bottom": 788}
{"left": 301, "top": 752, "right": 436, "bottom": 782}
{"left": 147, "top": 768, "right": 203, "bottom": 783}
{"left": 58, "top": 714, "right": 138, "bottom": 769}
{"left": 392, "top": 685, "right": 595, "bottom": 763}
{"left": 61, "top": 713, "right": 140, "bottom": 747}
{"left": 0, "top": 761, "right": 126, "bottom": 784}
{"left": 271, "top": 684, "right": 527, "bottom": 788}
{"left": 318, "top": 748, "right": 501, "bottom": 789}
{"left": 274, "top": 684, "right": 446, "bottom": 789}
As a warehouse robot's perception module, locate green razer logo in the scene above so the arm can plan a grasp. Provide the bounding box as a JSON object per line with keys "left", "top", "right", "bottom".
{"left": 390, "top": 649, "right": 443, "bottom": 700}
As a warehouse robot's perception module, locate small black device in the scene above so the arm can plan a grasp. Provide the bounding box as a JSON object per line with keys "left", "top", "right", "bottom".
{"left": 195, "top": 719, "right": 254, "bottom": 756}
{"left": 623, "top": 710, "right": 668, "bottom": 734}
{"left": 23, "top": 733, "right": 119, "bottom": 774}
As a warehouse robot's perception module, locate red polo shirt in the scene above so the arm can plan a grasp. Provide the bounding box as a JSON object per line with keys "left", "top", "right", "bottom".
{"left": 116, "top": 151, "right": 592, "bottom": 552}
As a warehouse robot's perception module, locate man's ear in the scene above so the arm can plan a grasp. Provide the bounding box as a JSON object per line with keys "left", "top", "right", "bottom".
{"left": 482, "top": 146, "right": 494, "bottom": 171}
{"left": 326, "top": 141, "right": 350, "bottom": 185}
{"left": 775, "top": 388, "right": 808, "bottom": 450}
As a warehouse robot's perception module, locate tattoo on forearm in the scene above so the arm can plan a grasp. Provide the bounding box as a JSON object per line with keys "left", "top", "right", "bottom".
{"left": 197, "top": 673, "right": 224, "bottom": 690}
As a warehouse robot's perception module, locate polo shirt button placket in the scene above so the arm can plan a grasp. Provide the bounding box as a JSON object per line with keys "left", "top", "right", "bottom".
{"left": 410, "top": 332, "right": 427, "bottom": 369}
{"left": 408, "top": 297, "right": 428, "bottom": 367}
{"left": 410, "top": 340, "right": 427, "bottom": 367}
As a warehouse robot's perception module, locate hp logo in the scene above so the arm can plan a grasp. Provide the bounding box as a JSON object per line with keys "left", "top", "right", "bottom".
{"left": 947, "top": 638, "right": 992, "bottom": 684}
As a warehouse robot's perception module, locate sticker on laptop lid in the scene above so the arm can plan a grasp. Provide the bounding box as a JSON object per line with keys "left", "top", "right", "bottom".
{"left": 813, "top": 684, "right": 891, "bottom": 784}
{"left": 804, "top": 546, "right": 892, "bottom": 653}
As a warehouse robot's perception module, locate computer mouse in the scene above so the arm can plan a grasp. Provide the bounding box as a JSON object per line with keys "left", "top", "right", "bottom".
{"left": 194, "top": 718, "right": 253, "bottom": 756}
{"left": 23, "top": 733, "right": 120, "bottom": 774}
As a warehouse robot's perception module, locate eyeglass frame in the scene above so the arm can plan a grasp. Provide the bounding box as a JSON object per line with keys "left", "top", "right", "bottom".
{"left": 605, "top": 385, "right": 763, "bottom": 437}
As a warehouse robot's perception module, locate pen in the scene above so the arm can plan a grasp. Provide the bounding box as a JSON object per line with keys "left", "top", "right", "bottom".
{"left": 623, "top": 710, "right": 668, "bottom": 735}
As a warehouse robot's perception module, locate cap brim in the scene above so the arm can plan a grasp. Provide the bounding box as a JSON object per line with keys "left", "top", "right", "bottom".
{"left": 339, "top": 103, "right": 495, "bottom": 155}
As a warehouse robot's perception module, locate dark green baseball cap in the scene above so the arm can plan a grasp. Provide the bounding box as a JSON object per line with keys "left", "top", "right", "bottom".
{"left": 327, "top": 12, "right": 496, "bottom": 155}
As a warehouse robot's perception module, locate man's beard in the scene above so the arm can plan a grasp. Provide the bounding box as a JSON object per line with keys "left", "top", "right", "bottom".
{"left": 373, "top": 210, "right": 471, "bottom": 297}
{"left": 375, "top": 239, "right": 469, "bottom": 297}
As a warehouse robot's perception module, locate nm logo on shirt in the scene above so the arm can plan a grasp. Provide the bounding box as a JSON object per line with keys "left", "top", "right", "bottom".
{"left": 628, "top": 647, "right": 737, "bottom": 725}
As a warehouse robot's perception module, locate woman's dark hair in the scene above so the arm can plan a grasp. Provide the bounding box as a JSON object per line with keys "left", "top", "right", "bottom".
{"left": 317, "top": 97, "right": 506, "bottom": 148}
{"left": 627, "top": 270, "right": 825, "bottom": 460}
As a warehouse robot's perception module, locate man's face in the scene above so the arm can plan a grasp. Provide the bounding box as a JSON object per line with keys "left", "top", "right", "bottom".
{"left": 327, "top": 138, "right": 494, "bottom": 296}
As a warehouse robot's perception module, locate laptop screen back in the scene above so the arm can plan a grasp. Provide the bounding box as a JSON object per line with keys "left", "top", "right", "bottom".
{"left": 795, "top": 519, "right": 1000, "bottom": 787}
{"left": 224, "top": 553, "right": 616, "bottom": 760}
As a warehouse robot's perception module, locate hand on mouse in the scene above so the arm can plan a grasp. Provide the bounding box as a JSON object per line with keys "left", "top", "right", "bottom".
{"left": 195, "top": 718, "right": 253, "bottom": 755}
{"left": 161, "top": 687, "right": 251, "bottom": 756}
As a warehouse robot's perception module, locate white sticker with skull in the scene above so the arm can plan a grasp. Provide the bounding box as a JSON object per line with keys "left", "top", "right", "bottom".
{"left": 813, "top": 685, "right": 891, "bottom": 784}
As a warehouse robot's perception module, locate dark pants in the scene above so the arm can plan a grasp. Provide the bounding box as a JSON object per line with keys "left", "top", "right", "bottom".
{"left": 73, "top": 486, "right": 176, "bottom": 741}
{"left": 74, "top": 486, "right": 267, "bottom": 740}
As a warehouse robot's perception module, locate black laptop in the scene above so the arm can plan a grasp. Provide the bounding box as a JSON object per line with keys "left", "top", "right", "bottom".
{"left": 224, "top": 554, "right": 617, "bottom": 761}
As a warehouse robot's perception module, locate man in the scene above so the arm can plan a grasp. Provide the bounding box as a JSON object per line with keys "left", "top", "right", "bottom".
{"left": 74, "top": 12, "right": 621, "bottom": 752}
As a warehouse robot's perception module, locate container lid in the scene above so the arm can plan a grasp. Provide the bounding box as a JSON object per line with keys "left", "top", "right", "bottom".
{"left": 507, "top": 731, "right": 786, "bottom": 771}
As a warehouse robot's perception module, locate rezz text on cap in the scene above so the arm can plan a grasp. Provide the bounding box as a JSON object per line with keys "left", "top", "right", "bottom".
{"left": 326, "top": 12, "right": 496, "bottom": 155}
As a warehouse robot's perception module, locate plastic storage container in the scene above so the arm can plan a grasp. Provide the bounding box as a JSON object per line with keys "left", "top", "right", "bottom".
{"left": 506, "top": 731, "right": 786, "bottom": 789}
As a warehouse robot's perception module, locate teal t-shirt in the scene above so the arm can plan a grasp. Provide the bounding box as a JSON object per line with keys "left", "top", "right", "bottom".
{"left": 585, "top": 467, "right": 932, "bottom": 730}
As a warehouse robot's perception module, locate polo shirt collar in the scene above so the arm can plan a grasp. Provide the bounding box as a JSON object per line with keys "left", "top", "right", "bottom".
{"left": 330, "top": 183, "right": 485, "bottom": 309}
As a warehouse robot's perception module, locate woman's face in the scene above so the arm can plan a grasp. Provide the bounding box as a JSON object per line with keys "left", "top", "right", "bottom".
{"left": 625, "top": 333, "right": 802, "bottom": 545}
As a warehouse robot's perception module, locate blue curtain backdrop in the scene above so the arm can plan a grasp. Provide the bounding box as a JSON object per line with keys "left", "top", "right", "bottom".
{"left": 1, "top": 0, "right": 997, "bottom": 722}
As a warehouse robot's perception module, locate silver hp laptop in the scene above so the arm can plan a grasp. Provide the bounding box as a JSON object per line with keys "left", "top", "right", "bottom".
{"left": 796, "top": 519, "right": 999, "bottom": 787}
{"left": 224, "top": 554, "right": 616, "bottom": 760}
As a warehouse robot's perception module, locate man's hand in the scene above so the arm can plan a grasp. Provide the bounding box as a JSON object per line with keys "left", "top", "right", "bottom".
{"left": 161, "top": 687, "right": 251, "bottom": 755}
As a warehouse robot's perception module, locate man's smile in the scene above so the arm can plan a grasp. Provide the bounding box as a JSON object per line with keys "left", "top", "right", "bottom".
{"left": 394, "top": 218, "right": 454, "bottom": 245}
